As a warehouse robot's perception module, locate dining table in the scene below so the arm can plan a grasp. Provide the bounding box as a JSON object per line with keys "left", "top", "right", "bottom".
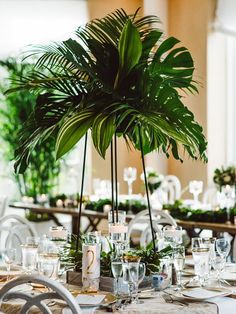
{"left": 1, "top": 262, "right": 236, "bottom": 314}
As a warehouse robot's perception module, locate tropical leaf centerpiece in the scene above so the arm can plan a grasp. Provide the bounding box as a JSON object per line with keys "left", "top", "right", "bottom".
{"left": 6, "top": 8, "right": 207, "bottom": 174}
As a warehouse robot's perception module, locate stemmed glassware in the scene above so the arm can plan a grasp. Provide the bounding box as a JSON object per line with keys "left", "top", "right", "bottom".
{"left": 189, "top": 180, "right": 203, "bottom": 208}
{"left": 129, "top": 262, "right": 146, "bottom": 304}
{"left": 173, "top": 246, "right": 185, "bottom": 290}
{"left": 111, "top": 255, "right": 123, "bottom": 298}
{"left": 2, "top": 249, "right": 17, "bottom": 281}
{"left": 216, "top": 238, "right": 231, "bottom": 260}
{"left": 221, "top": 185, "right": 235, "bottom": 223}
{"left": 163, "top": 225, "right": 183, "bottom": 247}
{"left": 123, "top": 167, "right": 137, "bottom": 197}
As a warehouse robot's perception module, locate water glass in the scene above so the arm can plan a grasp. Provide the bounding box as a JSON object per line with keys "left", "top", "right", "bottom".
{"left": 108, "top": 210, "right": 126, "bottom": 224}
{"left": 173, "top": 246, "right": 185, "bottom": 290}
{"left": 21, "top": 244, "right": 38, "bottom": 273}
{"left": 109, "top": 222, "right": 128, "bottom": 254}
{"left": 163, "top": 225, "right": 183, "bottom": 247}
{"left": 49, "top": 226, "right": 68, "bottom": 248}
{"left": 38, "top": 241, "right": 59, "bottom": 279}
{"left": 192, "top": 247, "right": 210, "bottom": 286}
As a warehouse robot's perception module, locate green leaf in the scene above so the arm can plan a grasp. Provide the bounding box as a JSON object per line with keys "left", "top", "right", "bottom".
{"left": 92, "top": 113, "right": 116, "bottom": 158}
{"left": 55, "top": 110, "right": 93, "bottom": 159}
{"left": 116, "top": 19, "right": 142, "bottom": 86}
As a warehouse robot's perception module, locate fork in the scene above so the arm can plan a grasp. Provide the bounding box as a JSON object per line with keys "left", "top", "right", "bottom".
{"left": 162, "top": 293, "right": 188, "bottom": 307}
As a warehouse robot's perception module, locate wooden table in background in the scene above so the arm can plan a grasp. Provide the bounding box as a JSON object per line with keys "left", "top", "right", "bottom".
{"left": 9, "top": 202, "right": 133, "bottom": 234}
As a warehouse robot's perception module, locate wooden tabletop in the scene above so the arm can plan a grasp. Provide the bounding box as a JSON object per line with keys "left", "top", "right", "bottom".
{"left": 9, "top": 202, "right": 236, "bottom": 234}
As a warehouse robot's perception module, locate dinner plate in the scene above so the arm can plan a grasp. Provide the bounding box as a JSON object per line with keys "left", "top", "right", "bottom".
{"left": 181, "top": 287, "right": 232, "bottom": 300}
{"left": 56, "top": 292, "right": 116, "bottom": 307}
{"left": 221, "top": 271, "right": 236, "bottom": 281}
{"left": 139, "top": 291, "right": 157, "bottom": 299}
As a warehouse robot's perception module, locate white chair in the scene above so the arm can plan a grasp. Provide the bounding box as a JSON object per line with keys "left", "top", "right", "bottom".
{"left": 162, "top": 175, "right": 181, "bottom": 204}
{"left": 0, "top": 196, "right": 7, "bottom": 218}
{"left": 0, "top": 274, "right": 82, "bottom": 314}
{"left": 128, "top": 209, "right": 177, "bottom": 248}
{"left": 0, "top": 214, "right": 38, "bottom": 262}
{"left": 202, "top": 185, "right": 218, "bottom": 207}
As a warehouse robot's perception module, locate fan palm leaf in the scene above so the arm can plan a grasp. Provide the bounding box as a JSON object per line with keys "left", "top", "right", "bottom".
{"left": 5, "top": 8, "right": 207, "bottom": 173}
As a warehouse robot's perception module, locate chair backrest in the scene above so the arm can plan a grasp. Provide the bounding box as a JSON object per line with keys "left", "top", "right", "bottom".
{"left": 128, "top": 209, "right": 177, "bottom": 248}
{"left": 0, "top": 214, "right": 38, "bottom": 261}
{"left": 0, "top": 196, "right": 7, "bottom": 218}
{"left": 162, "top": 175, "right": 181, "bottom": 204}
{"left": 0, "top": 274, "right": 82, "bottom": 314}
{"left": 202, "top": 186, "right": 218, "bottom": 206}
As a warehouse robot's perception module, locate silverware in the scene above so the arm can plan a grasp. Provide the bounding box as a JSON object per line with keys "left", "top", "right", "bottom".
{"left": 162, "top": 293, "right": 188, "bottom": 307}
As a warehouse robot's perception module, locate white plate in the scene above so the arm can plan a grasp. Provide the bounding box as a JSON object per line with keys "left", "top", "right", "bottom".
{"left": 182, "top": 287, "right": 231, "bottom": 300}
{"left": 139, "top": 291, "right": 157, "bottom": 299}
{"left": 221, "top": 271, "right": 236, "bottom": 281}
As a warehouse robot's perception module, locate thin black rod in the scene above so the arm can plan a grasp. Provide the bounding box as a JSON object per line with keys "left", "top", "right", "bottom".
{"left": 114, "top": 135, "right": 118, "bottom": 223}
{"left": 138, "top": 126, "right": 156, "bottom": 251}
{"left": 76, "top": 132, "right": 88, "bottom": 251}
{"left": 110, "top": 140, "right": 115, "bottom": 223}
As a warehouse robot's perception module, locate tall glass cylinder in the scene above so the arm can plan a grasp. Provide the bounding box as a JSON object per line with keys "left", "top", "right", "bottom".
{"left": 82, "top": 233, "right": 101, "bottom": 292}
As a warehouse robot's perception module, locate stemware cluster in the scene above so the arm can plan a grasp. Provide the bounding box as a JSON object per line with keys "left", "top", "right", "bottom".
{"left": 19, "top": 226, "right": 69, "bottom": 280}
{"left": 191, "top": 237, "right": 231, "bottom": 286}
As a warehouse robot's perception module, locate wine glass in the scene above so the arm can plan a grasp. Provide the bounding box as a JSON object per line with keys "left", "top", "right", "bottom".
{"left": 216, "top": 238, "right": 231, "bottom": 259}
{"left": 123, "top": 167, "right": 137, "bottom": 197}
{"left": 2, "top": 249, "right": 17, "bottom": 281}
{"left": 221, "top": 185, "right": 235, "bottom": 223}
{"left": 212, "top": 253, "right": 226, "bottom": 287}
{"left": 189, "top": 180, "right": 203, "bottom": 208}
{"left": 123, "top": 261, "right": 139, "bottom": 303}
{"left": 173, "top": 246, "right": 185, "bottom": 290}
{"left": 163, "top": 225, "right": 183, "bottom": 247}
{"left": 111, "top": 256, "right": 123, "bottom": 297}
{"left": 129, "top": 262, "right": 146, "bottom": 304}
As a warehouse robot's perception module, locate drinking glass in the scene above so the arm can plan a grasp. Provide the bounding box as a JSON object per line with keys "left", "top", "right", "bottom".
{"left": 221, "top": 185, "right": 235, "bottom": 223}
{"left": 108, "top": 210, "right": 126, "bottom": 225}
{"left": 202, "top": 237, "right": 216, "bottom": 273}
{"left": 122, "top": 262, "right": 139, "bottom": 303}
{"left": 216, "top": 238, "right": 231, "bottom": 259}
{"left": 109, "top": 222, "right": 129, "bottom": 255}
{"left": 2, "top": 249, "right": 17, "bottom": 281}
{"left": 130, "top": 262, "right": 146, "bottom": 304}
{"left": 111, "top": 256, "right": 123, "bottom": 297}
{"left": 192, "top": 247, "right": 210, "bottom": 286}
{"left": 123, "top": 167, "right": 137, "bottom": 196}
{"left": 212, "top": 254, "right": 226, "bottom": 286}
{"left": 49, "top": 226, "right": 68, "bottom": 248}
{"left": 191, "top": 237, "right": 203, "bottom": 250}
{"left": 21, "top": 242, "right": 38, "bottom": 273}
{"left": 38, "top": 241, "right": 59, "bottom": 279}
{"left": 189, "top": 180, "right": 203, "bottom": 208}
{"left": 173, "top": 246, "right": 185, "bottom": 290}
{"left": 163, "top": 225, "right": 183, "bottom": 247}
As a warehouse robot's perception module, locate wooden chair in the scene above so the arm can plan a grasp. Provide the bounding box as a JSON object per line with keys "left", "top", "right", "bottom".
{"left": 127, "top": 209, "right": 177, "bottom": 248}
{"left": 0, "top": 274, "right": 82, "bottom": 314}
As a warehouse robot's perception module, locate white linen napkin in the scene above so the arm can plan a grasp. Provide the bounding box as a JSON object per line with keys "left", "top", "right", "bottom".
{"left": 209, "top": 297, "right": 236, "bottom": 314}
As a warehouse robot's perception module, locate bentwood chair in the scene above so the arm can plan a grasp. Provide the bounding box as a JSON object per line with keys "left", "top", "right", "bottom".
{"left": 0, "top": 214, "right": 38, "bottom": 262}
{"left": 128, "top": 209, "right": 177, "bottom": 248}
{"left": 0, "top": 274, "right": 82, "bottom": 314}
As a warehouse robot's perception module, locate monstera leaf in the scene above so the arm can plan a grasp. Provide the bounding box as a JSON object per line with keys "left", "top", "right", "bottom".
{"left": 5, "top": 8, "right": 207, "bottom": 173}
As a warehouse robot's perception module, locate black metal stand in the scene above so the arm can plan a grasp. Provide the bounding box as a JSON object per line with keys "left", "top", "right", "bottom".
{"left": 138, "top": 126, "right": 156, "bottom": 251}
{"left": 76, "top": 132, "right": 88, "bottom": 251}
{"left": 110, "top": 140, "right": 115, "bottom": 223}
